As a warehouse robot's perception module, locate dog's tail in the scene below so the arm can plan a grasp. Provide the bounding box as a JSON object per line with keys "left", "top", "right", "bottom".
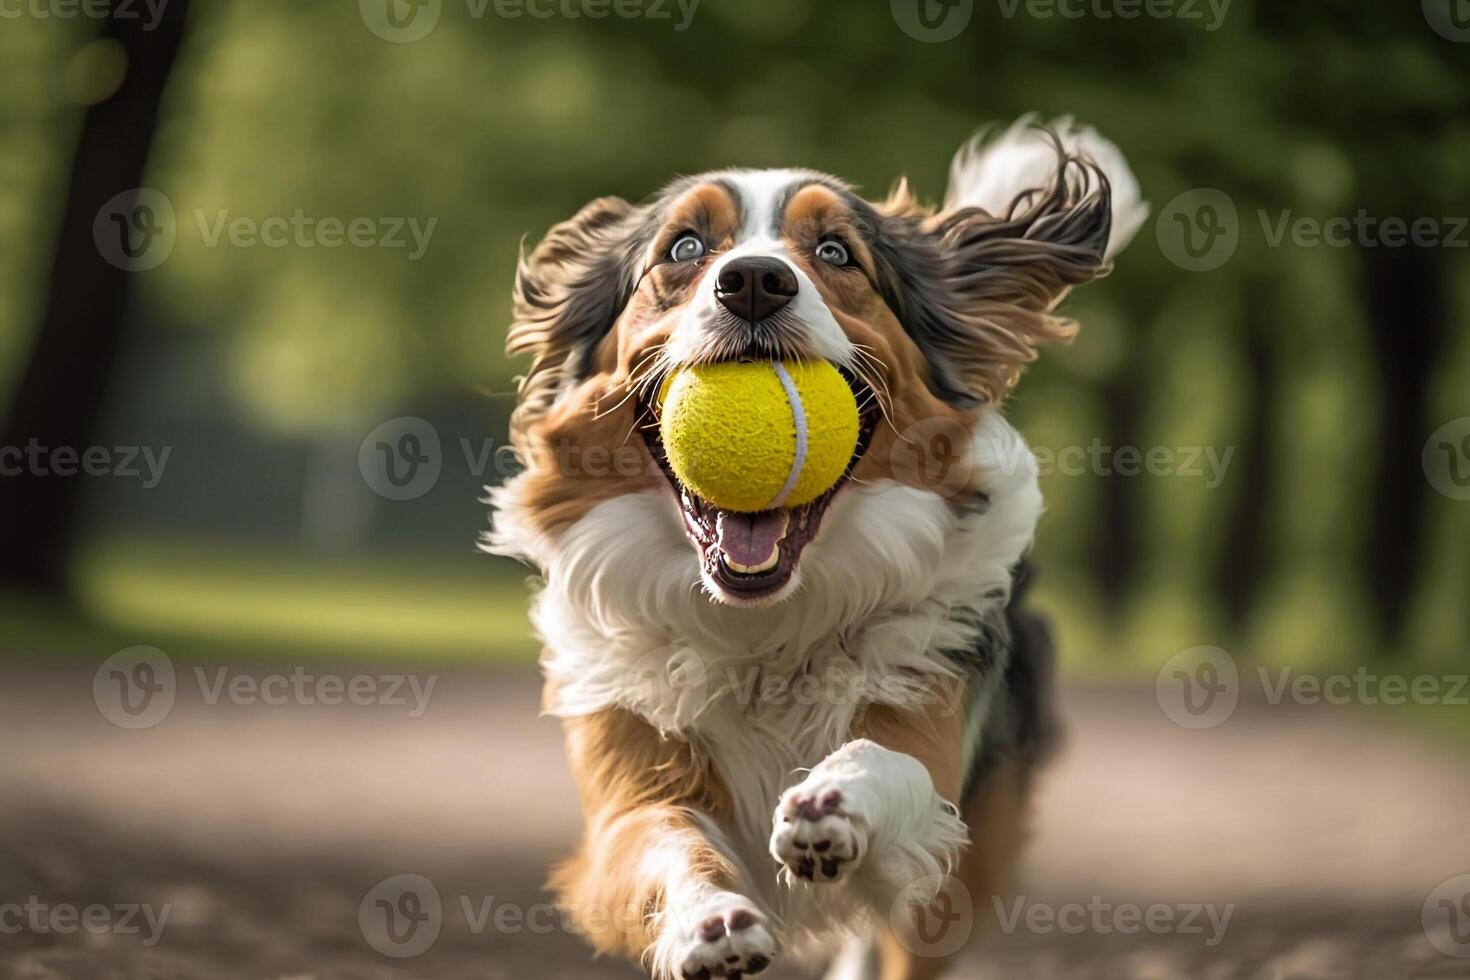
{"left": 945, "top": 115, "right": 1149, "bottom": 261}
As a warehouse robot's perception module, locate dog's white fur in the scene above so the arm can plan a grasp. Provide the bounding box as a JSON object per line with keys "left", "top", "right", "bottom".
{"left": 487, "top": 411, "right": 1041, "bottom": 957}
{"left": 771, "top": 739, "right": 970, "bottom": 904}
{"left": 947, "top": 114, "right": 1149, "bottom": 259}
{"left": 648, "top": 846, "right": 778, "bottom": 979}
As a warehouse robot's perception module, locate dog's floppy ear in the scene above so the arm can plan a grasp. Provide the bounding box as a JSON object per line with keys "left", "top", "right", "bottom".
{"left": 509, "top": 196, "right": 650, "bottom": 431}
{"left": 870, "top": 119, "right": 1147, "bottom": 406}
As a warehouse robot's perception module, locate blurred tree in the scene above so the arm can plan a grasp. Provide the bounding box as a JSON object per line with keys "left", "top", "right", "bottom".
{"left": 0, "top": 0, "right": 1464, "bottom": 665}
{"left": 1241, "top": 0, "right": 1470, "bottom": 658}
{"left": 0, "top": 0, "right": 191, "bottom": 594}
{"left": 1361, "top": 244, "right": 1446, "bottom": 644}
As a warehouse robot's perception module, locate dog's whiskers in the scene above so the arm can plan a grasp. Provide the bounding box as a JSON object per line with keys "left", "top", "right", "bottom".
{"left": 592, "top": 346, "right": 668, "bottom": 423}
{"left": 847, "top": 344, "right": 901, "bottom": 439}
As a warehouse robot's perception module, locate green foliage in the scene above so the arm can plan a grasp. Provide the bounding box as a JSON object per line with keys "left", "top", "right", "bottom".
{"left": 2, "top": 0, "right": 1467, "bottom": 668}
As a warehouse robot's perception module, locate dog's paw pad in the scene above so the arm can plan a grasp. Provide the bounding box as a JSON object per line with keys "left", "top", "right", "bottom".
{"left": 770, "top": 781, "right": 869, "bottom": 884}
{"left": 674, "top": 894, "right": 775, "bottom": 979}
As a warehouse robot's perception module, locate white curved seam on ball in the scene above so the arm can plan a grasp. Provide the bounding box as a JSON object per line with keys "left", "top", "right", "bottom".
{"left": 770, "top": 361, "right": 808, "bottom": 509}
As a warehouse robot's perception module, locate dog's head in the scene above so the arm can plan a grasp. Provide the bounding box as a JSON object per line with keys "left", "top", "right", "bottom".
{"left": 494, "top": 120, "right": 1145, "bottom": 609}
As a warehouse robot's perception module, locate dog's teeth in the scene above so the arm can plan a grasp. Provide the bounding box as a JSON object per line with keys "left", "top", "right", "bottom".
{"left": 722, "top": 543, "right": 780, "bottom": 574}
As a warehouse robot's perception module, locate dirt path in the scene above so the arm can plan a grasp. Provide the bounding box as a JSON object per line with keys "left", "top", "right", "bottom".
{"left": 2, "top": 655, "right": 1468, "bottom": 979}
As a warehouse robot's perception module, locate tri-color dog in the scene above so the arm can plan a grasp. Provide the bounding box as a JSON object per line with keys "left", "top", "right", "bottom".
{"left": 487, "top": 118, "right": 1145, "bottom": 980}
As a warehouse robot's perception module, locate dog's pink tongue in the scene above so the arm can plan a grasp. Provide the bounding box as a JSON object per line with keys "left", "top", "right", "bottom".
{"left": 715, "top": 511, "right": 789, "bottom": 567}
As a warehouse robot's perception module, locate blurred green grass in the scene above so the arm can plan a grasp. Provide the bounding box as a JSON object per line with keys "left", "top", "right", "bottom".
{"left": 3, "top": 531, "right": 1464, "bottom": 747}
{"left": 0, "top": 531, "right": 1123, "bottom": 672}
{"left": 0, "top": 532, "right": 541, "bottom": 663}
{"left": 0, "top": 530, "right": 1118, "bottom": 672}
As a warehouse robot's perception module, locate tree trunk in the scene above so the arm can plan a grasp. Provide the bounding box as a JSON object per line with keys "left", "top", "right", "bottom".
{"left": 1216, "top": 277, "right": 1274, "bottom": 629}
{"left": 0, "top": 0, "right": 191, "bottom": 594}
{"left": 1358, "top": 242, "right": 1444, "bottom": 647}
{"left": 1094, "top": 362, "right": 1141, "bottom": 612}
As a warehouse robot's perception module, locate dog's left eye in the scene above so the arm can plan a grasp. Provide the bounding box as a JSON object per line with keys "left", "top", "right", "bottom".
{"left": 670, "top": 234, "right": 706, "bottom": 263}
{"left": 815, "top": 239, "right": 851, "bottom": 266}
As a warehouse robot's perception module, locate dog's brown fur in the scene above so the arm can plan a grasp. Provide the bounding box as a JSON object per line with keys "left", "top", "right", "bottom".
{"left": 550, "top": 699, "right": 739, "bottom": 963}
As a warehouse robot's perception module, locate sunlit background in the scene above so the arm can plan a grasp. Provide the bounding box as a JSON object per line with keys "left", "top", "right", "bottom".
{"left": 2, "top": 1, "right": 1469, "bottom": 977}
{"left": 5, "top": 0, "right": 1470, "bottom": 677}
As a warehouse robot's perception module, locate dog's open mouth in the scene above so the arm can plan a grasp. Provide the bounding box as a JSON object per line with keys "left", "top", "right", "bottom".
{"left": 639, "top": 370, "right": 878, "bottom": 603}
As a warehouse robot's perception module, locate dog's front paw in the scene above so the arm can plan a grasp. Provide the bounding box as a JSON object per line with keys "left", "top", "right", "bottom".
{"left": 770, "top": 778, "right": 869, "bottom": 884}
{"left": 668, "top": 892, "right": 775, "bottom": 979}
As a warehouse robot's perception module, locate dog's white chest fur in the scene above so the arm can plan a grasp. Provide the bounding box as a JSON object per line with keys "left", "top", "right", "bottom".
{"left": 489, "top": 414, "right": 1042, "bottom": 887}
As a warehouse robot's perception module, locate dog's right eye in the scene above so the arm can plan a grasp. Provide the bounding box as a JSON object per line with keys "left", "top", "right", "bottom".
{"left": 670, "top": 234, "right": 706, "bottom": 263}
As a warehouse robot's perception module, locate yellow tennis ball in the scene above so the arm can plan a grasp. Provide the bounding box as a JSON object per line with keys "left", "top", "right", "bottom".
{"left": 658, "top": 360, "right": 860, "bottom": 513}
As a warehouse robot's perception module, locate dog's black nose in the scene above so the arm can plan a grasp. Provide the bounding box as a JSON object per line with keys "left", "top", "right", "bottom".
{"left": 715, "top": 257, "right": 799, "bottom": 324}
